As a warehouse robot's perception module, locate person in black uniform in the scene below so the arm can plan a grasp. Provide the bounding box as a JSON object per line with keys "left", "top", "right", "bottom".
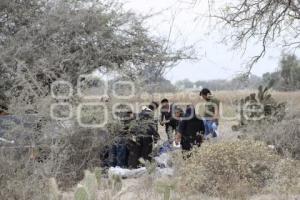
{"left": 160, "top": 99, "right": 183, "bottom": 142}
{"left": 177, "top": 105, "right": 205, "bottom": 151}
{"left": 127, "top": 103, "right": 160, "bottom": 168}
{"left": 169, "top": 107, "right": 184, "bottom": 132}
{"left": 109, "top": 108, "right": 135, "bottom": 168}
{"left": 160, "top": 99, "right": 173, "bottom": 141}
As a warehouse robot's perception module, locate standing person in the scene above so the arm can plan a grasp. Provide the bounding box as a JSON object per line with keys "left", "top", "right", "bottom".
{"left": 200, "top": 88, "right": 220, "bottom": 138}
{"left": 160, "top": 99, "right": 176, "bottom": 142}
{"left": 169, "top": 107, "right": 184, "bottom": 132}
{"left": 177, "top": 105, "right": 205, "bottom": 151}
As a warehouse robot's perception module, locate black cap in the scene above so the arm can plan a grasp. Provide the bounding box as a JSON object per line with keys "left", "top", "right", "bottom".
{"left": 200, "top": 88, "right": 211, "bottom": 96}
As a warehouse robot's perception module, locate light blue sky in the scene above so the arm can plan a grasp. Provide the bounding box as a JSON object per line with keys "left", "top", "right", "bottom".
{"left": 122, "top": 0, "right": 283, "bottom": 83}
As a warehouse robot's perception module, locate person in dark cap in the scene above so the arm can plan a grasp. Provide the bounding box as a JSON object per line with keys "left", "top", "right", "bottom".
{"left": 148, "top": 101, "right": 159, "bottom": 112}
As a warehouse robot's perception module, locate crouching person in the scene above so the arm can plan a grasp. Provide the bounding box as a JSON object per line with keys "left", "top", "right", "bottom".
{"left": 177, "top": 105, "right": 205, "bottom": 151}
{"left": 108, "top": 107, "right": 135, "bottom": 168}
{"left": 127, "top": 103, "right": 160, "bottom": 168}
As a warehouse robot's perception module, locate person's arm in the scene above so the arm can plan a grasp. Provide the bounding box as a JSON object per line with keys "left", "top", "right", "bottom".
{"left": 160, "top": 112, "right": 170, "bottom": 125}
{"left": 213, "top": 100, "right": 220, "bottom": 121}
{"left": 177, "top": 120, "right": 186, "bottom": 136}
{"left": 213, "top": 106, "right": 219, "bottom": 120}
{"left": 150, "top": 123, "right": 160, "bottom": 143}
{"left": 200, "top": 120, "right": 205, "bottom": 136}
{"left": 160, "top": 111, "right": 164, "bottom": 125}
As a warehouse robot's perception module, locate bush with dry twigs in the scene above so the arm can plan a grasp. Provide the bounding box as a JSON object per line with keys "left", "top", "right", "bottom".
{"left": 174, "top": 140, "right": 299, "bottom": 199}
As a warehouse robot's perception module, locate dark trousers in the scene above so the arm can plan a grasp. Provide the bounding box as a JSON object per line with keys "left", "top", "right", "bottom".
{"left": 110, "top": 139, "right": 128, "bottom": 168}
{"left": 181, "top": 135, "right": 203, "bottom": 151}
{"left": 127, "top": 136, "right": 153, "bottom": 169}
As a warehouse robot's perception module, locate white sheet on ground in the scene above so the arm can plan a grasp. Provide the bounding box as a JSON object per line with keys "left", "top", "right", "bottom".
{"left": 154, "top": 153, "right": 172, "bottom": 168}
{"left": 108, "top": 166, "right": 174, "bottom": 179}
{"left": 108, "top": 167, "right": 147, "bottom": 178}
{"left": 108, "top": 154, "right": 174, "bottom": 178}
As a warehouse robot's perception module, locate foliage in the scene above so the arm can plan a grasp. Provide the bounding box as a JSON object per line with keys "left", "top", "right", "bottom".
{"left": 74, "top": 170, "right": 98, "bottom": 200}
{"left": 0, "top": 0, "right": 189, "bottom": 199}
{"left": 246, "top": 111, "right": 300, "bottom": 160}
{"left": 176, "top": 141, "right": 281, "bottom": 199}
{"left": 0, "top": 0, "right": 187, "bottom": 108}
{"left": 175, "top": 75, "right": 263, "bottom": 91}
{"left": 0, "top": 155, "right": 49, "bottom": 200}
{"left": 75, "top": 186, "right": 89, "bottom": 200}
{"left": 155, "top": 179, "right": 176, "bottom": 200}
{"left": 106, "top": 174, "right": 123, "bottom": 195}
{"left": 263, "top": 53, "right": 300, "bottom": 91}
{"left": 175, "top": 79, "right": 195, "bottom": 89}
{"left": 232, "top": 85, "right": 286, "bottom": 131}
{"left": 269, "top": 159, "right": 300, "bottom": 194}
{"left": 48, "top": 178, "right": 62, "bottom": 200}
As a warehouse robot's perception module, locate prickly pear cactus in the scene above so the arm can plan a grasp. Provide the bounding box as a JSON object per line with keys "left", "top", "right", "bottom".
{"left": 233, "top": 85, "right": 286, "bottom": 131}
{"left": 93, "top": 167, "right": 102, "bottom": 186}
{"left": 48, "top": 178, "right": 62, "bottom": 200}
{"left": 141, "top": 158, "right": 156, "bottom": 175}
{"left": 111, "top": 175, "right": 122, "bottom": 193}
{"left": 74, "top": 170, "right": 98, "bottom": 200}
{"left": 82, "top": 170, "right": 98, "bottom": 200}
{"left": 75, "top": 186, "right": 89, "bottom": 200}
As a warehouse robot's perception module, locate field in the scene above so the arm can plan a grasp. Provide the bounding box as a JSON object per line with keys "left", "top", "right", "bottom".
{"left": 1, "top": 90, "right": 299, "bottom": 200}
{"left": 126, "top": 90, "right": 300, "bottom": 199}
{"left": 133, "top": 90, "right": 300, "bottom": 139}
{"left": 57, "top": 90, "right": 300, "bottom": 200}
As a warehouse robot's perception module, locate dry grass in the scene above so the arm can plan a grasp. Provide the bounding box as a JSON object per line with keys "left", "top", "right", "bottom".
{"left": 107, "top": 90, "right": 300, "bottom": 200}
{"left": 2, "top": 90, "right": 300, "bottom": 200}
{"left": 134, "top": 90, "right": 300, "bottom": 123}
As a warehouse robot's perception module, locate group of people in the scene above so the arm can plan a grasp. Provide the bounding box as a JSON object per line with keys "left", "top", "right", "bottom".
{"left": 1, "top": 88, "right": 220, "bottom": 168}
{"left": 109, "top": 88, "right": 220, "bottom": 169}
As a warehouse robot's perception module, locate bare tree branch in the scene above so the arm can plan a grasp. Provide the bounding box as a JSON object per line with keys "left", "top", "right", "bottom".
{"left": 193, "top": 0, "right": 300, "bottom": 76}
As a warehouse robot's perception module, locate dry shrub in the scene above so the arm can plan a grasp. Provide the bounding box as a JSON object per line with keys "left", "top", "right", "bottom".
{"left": 247, "top": 111, "right": 300, "bottom": 160}
{"left": 0, "top": 142, "right": 51, "bottom": 200}
{"left": 44, "top": 126, "right": 112, "bottom": 189}
{"left": 267, "top": 159, "right": 300, "bottom": 195}
{"left": 176, "top": 141, "right": 280, "bottom": 199}
{"left": 0, "top": 119, "right": 112, "bottom": 200}
{"left": 262, "top": 119, "right": 299, "bottom": 159}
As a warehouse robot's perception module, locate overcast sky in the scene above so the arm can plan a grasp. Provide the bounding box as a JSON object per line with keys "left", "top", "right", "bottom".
{"left": 121, "top": 0, "right": 283, "bottom": 83}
